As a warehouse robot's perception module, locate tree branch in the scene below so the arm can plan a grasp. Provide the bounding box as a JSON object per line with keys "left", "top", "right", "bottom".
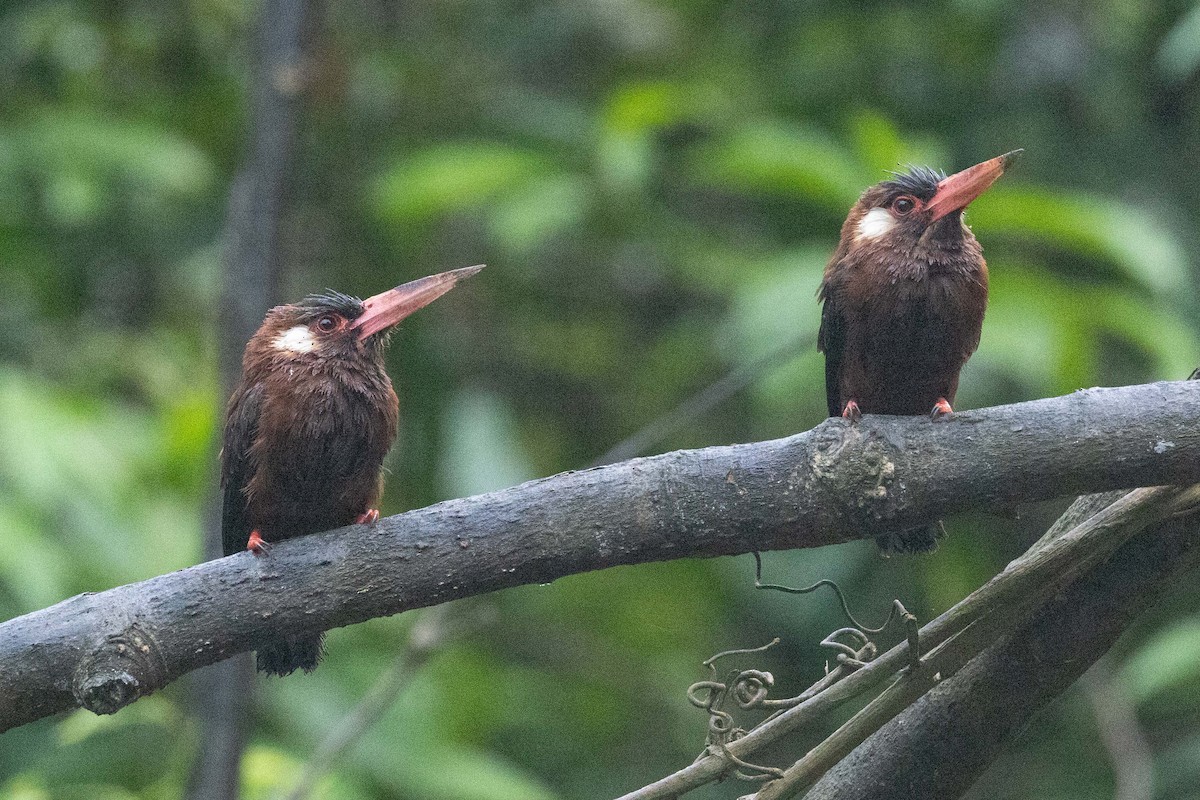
{"left": 1083, "top": 659, "right": 1155, "bottom": 800}
{"left": 280, "top": 603, "right": 465, "bottom": 800}
{"left": 1, "top": 380, "right": 1198, "bottom": 733}
{"left": 746, "top": 491, "right": 1200, "bottom": 800}
{"left": 801, "top": 500, "right": 1200, "bottom": 800}
{"left": 621, "top": 484, "right": 1199, "bottom": 800}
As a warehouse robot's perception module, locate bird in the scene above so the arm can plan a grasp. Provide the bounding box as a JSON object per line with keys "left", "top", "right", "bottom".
{"left": 220, "top": 265, "right": 483, "bottom": 676}
{"left": 818, "top": 151, "right": 1018, "bottom": 552}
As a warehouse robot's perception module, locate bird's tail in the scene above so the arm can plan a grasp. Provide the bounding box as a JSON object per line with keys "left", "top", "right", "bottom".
{"left": 875, "top": 520, "right": 946, "bottom": 555}
{"left": 256, "top": 633, "right": 324, "bottom": 677}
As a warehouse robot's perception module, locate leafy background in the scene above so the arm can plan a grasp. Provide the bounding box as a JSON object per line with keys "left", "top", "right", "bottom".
{"left": 2, "top": 1, "right": 1200, "bottom": 798}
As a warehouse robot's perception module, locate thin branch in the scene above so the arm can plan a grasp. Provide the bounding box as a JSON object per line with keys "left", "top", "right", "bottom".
{"left": 1084, "top": 659, "right": 1155, "bottom": 800}
{"left": 280, "top": 603, "right": 485, "bottom": 800}
{"left": 591, "top": 329, "right": 813, "bottom": 466}
{"left": 747, "top": 601, "right": 1043, "bottom": 800}
{"left": 1, "top": 381, "right": 1199, "bottom": 733}
{"left": 801, "top": 505, "right": 1200, "bottom": 800}
{"left": 620, "top": 484, "right": 1200, "bottom": 800}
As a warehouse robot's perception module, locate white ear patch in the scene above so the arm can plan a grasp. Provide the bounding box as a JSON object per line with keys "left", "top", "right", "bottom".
{"left": 855, "top": 207, "right": 895, "bottom": 240}
{"left": 273, "top": 325, "right": 317, "bottom": 354}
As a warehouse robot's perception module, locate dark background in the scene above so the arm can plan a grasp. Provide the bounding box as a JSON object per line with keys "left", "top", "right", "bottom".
{"left": 2, "top": 1, "right": 1199, "bottom": 798}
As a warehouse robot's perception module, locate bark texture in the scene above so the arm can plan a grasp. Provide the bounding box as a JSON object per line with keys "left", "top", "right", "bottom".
{"left": 1, "top": 380, "right": 1198, "bottom": 732}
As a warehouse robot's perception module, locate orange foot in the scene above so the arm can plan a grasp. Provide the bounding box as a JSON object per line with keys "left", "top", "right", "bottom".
{"left": 930, "top": 397, "right": 953, "bottom": 420}
{"left": 246, "top": 529, "right": 271, "bottom": 556}
{"left": 841, "top": 399, "right": 862, "bottom": 423}
{"left": 355, "top": 509, "right": 380, "bottom": 525}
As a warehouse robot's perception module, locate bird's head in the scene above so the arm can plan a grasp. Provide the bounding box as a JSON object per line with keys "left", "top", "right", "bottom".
{"left": 249, "top": 264, "right": 484, "bottom": 368}
{"left": 837, "top": 151, "right": 1020, "bottom": 271}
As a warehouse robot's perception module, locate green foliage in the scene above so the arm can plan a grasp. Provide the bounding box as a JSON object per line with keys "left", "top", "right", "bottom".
{"left": 373, "top": 144, "right": 553, "bottom": 225}
{"left": 1122, "top": 619, "right": 1200, "bottom": 705}
{"left": 689, "top": 123, "right": 869, "bottom": 210}
{"left": 1, "top": 1, "right": 1199, "bottom": 798}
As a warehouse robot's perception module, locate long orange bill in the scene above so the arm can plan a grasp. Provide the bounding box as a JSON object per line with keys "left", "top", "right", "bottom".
{"left": 926, "top": 149, "right": 1022, "bottom": 221}
{"left": 351, "top": 264, "right": 485, "bottom": 340}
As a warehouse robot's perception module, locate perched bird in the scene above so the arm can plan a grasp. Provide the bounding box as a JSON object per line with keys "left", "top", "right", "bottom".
{"left": 221, "top": 265, "right": 483, "bottom": 676}
{"left": 818, "top": 152, "right": 1018, "bottom": 552}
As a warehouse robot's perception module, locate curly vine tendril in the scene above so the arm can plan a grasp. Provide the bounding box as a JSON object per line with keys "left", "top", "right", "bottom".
{"left": 753, "top": 550, "right": 920, "bottom": 670}
{"left": 682, "top": 553, "right": 924, "bottom": 782}
{"left": 751, "top": 551, "right": 912, "bottom": 634}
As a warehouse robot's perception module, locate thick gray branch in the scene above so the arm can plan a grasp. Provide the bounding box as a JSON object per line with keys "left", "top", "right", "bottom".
{"left": 1, "top": 380, "right": 1198, "bottom": 732}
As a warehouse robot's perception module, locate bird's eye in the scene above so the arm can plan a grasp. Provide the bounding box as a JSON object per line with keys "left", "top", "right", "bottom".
{"left": 892, "top": 196, "right": 917, "bottom": 215}
{"left": 316, "top": 315, "right": 339, "bottom": 333}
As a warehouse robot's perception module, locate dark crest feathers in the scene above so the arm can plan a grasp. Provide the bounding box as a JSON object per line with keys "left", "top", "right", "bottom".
{"left": 296, "top": 289, "right": 364, "bottom": 319}
{"left": 879, "top": 165, "right": 945, "bottom": 201}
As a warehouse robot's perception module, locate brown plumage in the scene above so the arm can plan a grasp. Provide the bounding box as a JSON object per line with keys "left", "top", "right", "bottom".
{"left": 818, "top": 152, "right": 1018, "bottom": 551}
{"left": 221, "top": 265, "right": 482, "bottom": 675}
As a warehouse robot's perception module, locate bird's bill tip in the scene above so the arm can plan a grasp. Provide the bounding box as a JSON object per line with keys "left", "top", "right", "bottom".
{"left": 927, "top": 150, "right": 1021, "bottom": 221}
{"left": 998, "top": 148, "right": 1024, "bottom": 168}
{"left": 351, "top": 264, "right": 484, "bottom": 340}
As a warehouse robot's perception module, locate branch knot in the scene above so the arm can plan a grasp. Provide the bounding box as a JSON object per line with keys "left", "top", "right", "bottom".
{"left": 806, "top": 422, "right": 903, "bottom": 526}
{"left": 72, "top": 624, "right": 166, "bottom": 716}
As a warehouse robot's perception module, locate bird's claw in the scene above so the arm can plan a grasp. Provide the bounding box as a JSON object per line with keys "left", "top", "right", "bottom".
{"left": 246, "top": 530, "right": 271, "bottom": 556}
{"left": 930, "top": 398, "right": 953, "bottom": 420}
{"left": 841, "top": 400, "right": 862, "bottom": 423}
{"left": 356, "top": 509, "right": 380, "bottom": 525}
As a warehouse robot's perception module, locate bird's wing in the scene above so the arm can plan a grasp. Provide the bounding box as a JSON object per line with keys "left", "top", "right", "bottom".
{"left": 817, "top": 277, "right": 845, "bottom": 418}
{"left": 220, "top": 382, "right": 263, "bottom": 556}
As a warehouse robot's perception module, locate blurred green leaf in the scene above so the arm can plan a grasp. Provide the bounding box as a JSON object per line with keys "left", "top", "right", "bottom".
{"left": 29, "top": 721, "right": 176, "bottom": 789}
{"left": 488, "top": 174, "right": 590, "bottom": 255}
{"left": 399, "top": 749, "right": 561, "bottom": 800}
{"left": 442, "top": 389, "right": 537, "bottom": 496}
{"left": 604, "top": 81, "right": 690, "bottom": 134}
{"left": 0, "top": 368, "right": 200, "bottom": 592}
{"left": 1121, "top": 619, "right": 1200, "bottom": 703}
{"left": 983, "top": 264, "right": 1198, "bottom": 395}
{"left": 970, "top": 187, "right": 1192, "bottom": 300}
{"left": 1157, "top": 4, "right": 1200, "bottom": 83}
{"left": 716, "top": 246, "right": 826, "bottom": 364}
{"left": 847, "top": 109, "right": 947, "bottom": 176}
{"left": 372, "top": 143, "right": 552, "bottom": 223}
{"left": 8, "top": 110, "right": 214, "bottom": 211}
{"left": 242, "top": 745, "right": 371, "bottom": 800}
{"left": 0, "top": 777, "right": 52, "bottom": 800}
{"left": 0, "top": 503, "right": 71, "bottom": 609}
{"left": 55, "top": 697, "right": 177, "bottom": 747}
{"left": 687, "top": 123, "right": 869, "bottom": 210}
